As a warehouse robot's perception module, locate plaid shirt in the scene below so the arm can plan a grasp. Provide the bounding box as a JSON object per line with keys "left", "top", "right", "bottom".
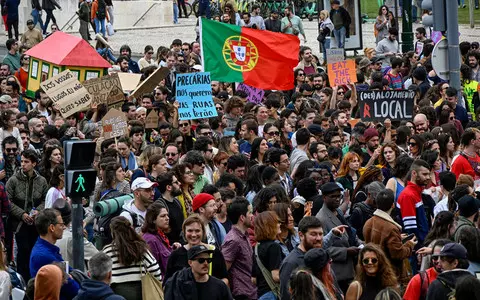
{"left": 0, "top": 183, "right": 9, "bottom": 239}
{"left": 3, "top": 158, "right": 20, "bottom": 185}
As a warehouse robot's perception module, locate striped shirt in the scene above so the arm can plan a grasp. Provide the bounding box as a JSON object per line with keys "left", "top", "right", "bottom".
{"left": 103, "top": 244, "right": 162, "bottom": 283}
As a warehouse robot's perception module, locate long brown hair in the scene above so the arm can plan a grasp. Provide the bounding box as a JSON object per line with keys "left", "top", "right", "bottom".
{"left": 254, "top": 211, "right": 279, "bottom": 242}
{"left": 273, "top": 203, "right": 294, "bottom": 235}
{"left": 142, "top": 202, "right": 168, "bottom": 235}
{"left": 110, "top": 216, "right": 149, "bottom": 266}
{"left": 352, "top": 166, "right": 382, "bottom": 198}
{"left": 354, "top": 244, "right": 398, "bottom": 290}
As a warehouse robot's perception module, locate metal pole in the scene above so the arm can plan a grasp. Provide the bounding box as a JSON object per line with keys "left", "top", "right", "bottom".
{"left": 470, "top": 0, "right": 475, "bottom": 28}
{"left": 446, "top": 0, "right": 461, "bottom": 92}
{"left": 71, "top": 197, "right": 85, "bottom": 271}
{"left": 401, "top": 0, "right": 413, "bottom": 52}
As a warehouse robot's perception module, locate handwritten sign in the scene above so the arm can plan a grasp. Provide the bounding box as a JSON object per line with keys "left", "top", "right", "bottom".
{"left": 131, "top": 67, "right": 170, "bottom": 98}
{"left": 327, "top": 60, "right": 357, "bottom": 87}
{"left": 358, "top": 90, "right": 414, "bottom": 122}
{"left": 176, "top": 72, "right": 217, "bottom": 121}
{"left": 326, "top": 48, "right": 345, "bottom": 64}
{"left": 145, "top": 110, "right": 159, "bottom": 129}
{"left": 236, "top": 83, "right": 264, "bottom": 104}
{"left": 83, "top": 73, "right": 124, "bottom": 107}
{"left": 40, "top": 70, "right": 92, "bottom": 118}
{"left": 101, "top": 108, "right": 128, "bottom": 139}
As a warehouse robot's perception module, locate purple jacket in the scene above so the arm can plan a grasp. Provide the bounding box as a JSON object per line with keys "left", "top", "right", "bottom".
{"left": 142, "top": 232, "right": 172, "bottom": 277}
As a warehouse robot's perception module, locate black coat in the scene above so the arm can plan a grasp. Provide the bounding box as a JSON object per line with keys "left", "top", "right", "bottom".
{"left": 329, "top": 7, "right": 351, "bottom": 38}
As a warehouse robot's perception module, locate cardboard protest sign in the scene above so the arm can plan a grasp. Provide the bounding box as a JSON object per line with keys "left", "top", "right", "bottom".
{"left": 117, "top": 73, "right": 142, "bottom": 91}
{"left": 83, "top": 73, "right": 124, "bottom": 107}
{"left": 236, "top": 83, "right": 264, "bottom": 104}
{"left": 145, "top": 110, "right": 159, "bottom": 129}
{"left": 327, "top": 60, "right": 357, "bottom": 87}
{"left": 40, "top": 70, "right": 92, "bottom": 118}
{"left": 101, "top": 108, "right": 128, "bottom": 139}
{"left": 131, "top": 67, "right": 170, "bottom": 98}
{"left": 176, "top": 72, "right": 217, "bottom": 121}
{"left": 326, "top": 49, "right": 345, "bottom": 64}
{"left": 358, "top": 90, "right": 414, "bottom": 122}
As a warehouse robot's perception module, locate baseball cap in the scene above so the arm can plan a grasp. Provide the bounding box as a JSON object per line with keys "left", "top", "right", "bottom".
{"left": 131, "top": 177, "right": 158, "bottom": 191}
{"left": 192, "top": 64, "right": 203, "bottom": 71}
{"left": 458, "top": 195, "right": 480, "bottom": 218}
{"left": 438, "top": 243, "right": 468, "bottom": 259}
{"left": 320, "top": 182, "right": 343, "bottom": 195}
{"left": 27, "top": 19, "right": 34, "bottom": 25}
{"left": 364, "top": 128, "right": 379, "bottom": 141}
{"left": 307, "top": 124, "right": 323, "bottom": 135}
{"left": 188, "top": 244, "right": 214, "bottom": 260}
{"left": 370, "top": 56, "right": 383, "bottom": 64}
{"left": 192, "top": 193, "right": 215, "bottom": 212}
{"left": 332, "top": 0, "right": 340, "bottom": 4}
{"left": 217, "top": 91, "right": 229, "bottom": 101}
{"left": 0, "top": 95, "right": 12, "bottom": 104}
{"left": 304, "top": 248, "right": 330, "bottom": 272}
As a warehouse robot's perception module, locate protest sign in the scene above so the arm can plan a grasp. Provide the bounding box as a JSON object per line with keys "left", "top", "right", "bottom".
{"left": 40, "top": 70, "right": 92, "bottom": 118}
{"left": 327, "top": 60, "right": 357, "bottom": 87}
{"left": 83, "top": 73, "right": 124, "bottom": 107}
{"left": 101, "top": 108, "right": 128, "bottom": 139}
{"left": 236, "top": 83, "right": 264, "bottom": 104}
{"left": 326, "top": 49, "right": 345, "bottom": 64}
{"left": 358, "top": 90, "right": 414, "bottom": 122}
{"left": 176, "top": 72, "right": 217, "bottom": 121}
{"left": 131, "top": 67, "right": 170, "bottom": 98}
{"left": 145, "top": 110, "right": 159, "bottom": 129}
{"left": 117, "top": 73, "right": 142, "bottom": 91}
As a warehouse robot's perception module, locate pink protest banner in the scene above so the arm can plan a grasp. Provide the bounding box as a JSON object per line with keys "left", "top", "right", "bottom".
{"left": 236, "top": 83, "right": 265, "bottom": 104}
{"left": 327, "top": 60, "right": 357, "bottom": 87}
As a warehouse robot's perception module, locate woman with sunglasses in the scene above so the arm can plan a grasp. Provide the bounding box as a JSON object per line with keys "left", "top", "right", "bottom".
{"left": 408, "top": 134, "right": 425, "bottom": 159}
{"left": 164, "top": 214, "right": 228, "bottom": 284}
{"left": 264, "top": 123, "right": 281, "bottom": 145}
{"left": 345, "top": 244, "right": 398, "bottom": 300}
{"left": 304, "top": 248, "right": 343, "bottom": 300}
{"left": 172, "top": 163, "right": 195, "bottom": 218}
{"left": 293, "top": 68, "right": 306, "bottom": 92}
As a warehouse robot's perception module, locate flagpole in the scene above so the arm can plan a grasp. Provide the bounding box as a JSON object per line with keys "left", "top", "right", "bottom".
{"left": 199, "top": 17, "right": 205, "bottom": 67}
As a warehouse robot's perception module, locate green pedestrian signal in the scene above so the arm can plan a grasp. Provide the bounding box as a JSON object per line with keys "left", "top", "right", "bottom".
{"left": 75, "top": 174, "right": 86, "bottom": 192}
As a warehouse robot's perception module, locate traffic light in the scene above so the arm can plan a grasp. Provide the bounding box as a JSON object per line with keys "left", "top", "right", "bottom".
{"left": 422, "top": 0, "right": 446, "bottom": 32}
{"left": 64, "top": 140, "right": 97, "bottom": 198}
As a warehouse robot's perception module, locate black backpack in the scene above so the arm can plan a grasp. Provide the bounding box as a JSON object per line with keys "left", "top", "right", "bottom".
{"left": 96, "top": 0, "right": 106, "bottom": 20}
{"left": 95, "top": 190, "right": 139, "bottom": 249}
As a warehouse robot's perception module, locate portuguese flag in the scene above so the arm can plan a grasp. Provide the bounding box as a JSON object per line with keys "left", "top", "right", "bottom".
{"left": 200, "top": 18, "right": 300, "bottom": 90}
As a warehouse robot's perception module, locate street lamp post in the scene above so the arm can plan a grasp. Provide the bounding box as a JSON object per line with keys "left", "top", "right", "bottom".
{"left": 401, "top": 0, "right": 413, "bottom": 52}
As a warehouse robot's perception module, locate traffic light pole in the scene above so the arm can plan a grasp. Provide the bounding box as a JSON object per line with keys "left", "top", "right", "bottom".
{"left": 401, "top": 0, "right": 413, "bottom": 52}
{"left": 446, "top": 0, "right": 461, "bottom": 93}
{"left": 71, "top": 197, "right": 85, "bottom": 271}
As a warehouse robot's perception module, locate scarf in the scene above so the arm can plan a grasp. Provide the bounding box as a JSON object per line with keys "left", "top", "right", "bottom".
{"left": 157, "top": 229, "right": 171, "bottom": 249}
{"left": 311, "top": 275, "right": 336, "bottom": 300}
{"left": 120, "top": 151, "right": 137, "bottom": 171}
{"left": 320, "top": 17, "right": 334, "bottom": 32}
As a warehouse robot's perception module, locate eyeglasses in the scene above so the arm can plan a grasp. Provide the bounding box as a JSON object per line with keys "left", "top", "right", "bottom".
{"left": 194, "top": 257, "right": 213, "bottom": 264}
{"left": 268, "top": 131, "right": 280, "bottom": 136}
{"left": 5, "top": 148, "right": 17, "bottom": 153}
{"left": 362, "top": 258, "right": 378, "bottom": 265}
{"left": 179, "top": 123, "right": 189, "bottom": 127}
{"left": 165, "top": 152, "right": 178, "bottom": 157}
{"left": 408, "top": 142, "right": 417, "bottom": 146}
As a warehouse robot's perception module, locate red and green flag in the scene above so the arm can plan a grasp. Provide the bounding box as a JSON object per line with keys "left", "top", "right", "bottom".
{"left": 200, "top": 18, "right": 299, "bottom": 90}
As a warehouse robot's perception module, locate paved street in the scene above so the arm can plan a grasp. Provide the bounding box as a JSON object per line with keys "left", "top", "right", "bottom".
{"left": 0, "top": 17, "right": 478, "bottom": 58}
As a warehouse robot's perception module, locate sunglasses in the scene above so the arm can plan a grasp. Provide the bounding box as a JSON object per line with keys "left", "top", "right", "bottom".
{"left": 362, "top": 258, "right": 378, "bottom": 265}
{"left": 409, "top": 142, "right": 417, "bottom": 146}
{"left": 337, "top": 92, "right": 345, "bottom": 95}
{"left": 179, "top": 123, "right": 189, "bottom": 127}
{"left": 194, "top": 257, "right": 213, "bottom": 264}
{"left": 201, "top": 132, "right": 212, "bottom": 136}
{"left": 268, "top": 131, "right": 280, "bottom": 136}
{"left": 432, "top": 255, "right": 440, "bottom": 261}
{"left": 5, "top": 148, "right": 17, "bottom": 153}
{"left": 165, "top": 152, "right": 177, "bottom": 157}
{"left": 216, "top": 106, "right": 223, "bottom": 110}
{"left": 298, "top": 73, "right": 305, "bottom": 76}
{"left": 449, "top": 116, "right": 455, "bottom": 121}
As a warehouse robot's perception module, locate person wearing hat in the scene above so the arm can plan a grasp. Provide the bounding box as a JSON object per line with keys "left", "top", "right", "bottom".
{"left": 0, "top": 95, "right": 11, "bottom": 111}
{"left": 304, "top": 248, "right": 343, "bottom": 299}
{"left": 192, "top": 193, "right": 225, "bottom": 250}
{"left": 426, "top": 243, "right": 475, "bottom": 300}
{"left": 369, "top": 56, "right": 383, "bottom": 72}
{"left": 265, "top": 10, "right": 281, "bottom": 32}
{"left": 453, "top": 195, "right": 480, "bottom": 242}
{"left": 316, "top": 182, "right": 361, "bottom": 293}
{"left": 20, "top": 19, "right": 43, "bottom": 48}
{"left": 119, "top": 177, "right": 158, "bottom": 233}
{"left": 363, "top": 127, "right": 380, "bottom": 168}
{"left": 357, "top": 57, "right": 371, "bottom": 74}
{"left": 329, "top": 0, "right": 350, "bottom": 49}
{"left": 165, "top": 245, "right": 233, "bottom": 300}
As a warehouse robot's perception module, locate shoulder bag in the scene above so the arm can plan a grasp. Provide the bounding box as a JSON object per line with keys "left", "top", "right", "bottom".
{"left": 140, "top": 260, "right": 164, "bottom": 300}
{"left": 254, "top": 243, "right": 280, "bottom": 298}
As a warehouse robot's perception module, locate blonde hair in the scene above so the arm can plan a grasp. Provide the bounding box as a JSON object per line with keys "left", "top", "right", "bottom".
{"left": 320, "top": 10, "right": 329, "bottom": 19}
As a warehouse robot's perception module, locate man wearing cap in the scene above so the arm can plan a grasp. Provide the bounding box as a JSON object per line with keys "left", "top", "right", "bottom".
{"left": 329, "top": 0, "right": 350, "bottom": 49}
{"left": 265, "top": 10, "right": 281, "bottom": 32}
{"left": 120, "top": 177, "right": 157, "bottom": 233}
{"left": 0, "top": 95, "right": 11, "bottom": 111}
{"left": 426, "top": 243, "right": 474, "bottom": 300}
{"left": 453, "top": 195, "right": 480, "bottom": 242}
{"left": 165, "top": 245, "right": 233, "bottom": 300}
{"left": 363, "top": 127, "right": 381, "bottom": 168}
{"left": 20, "top": 20, "right": 43, "bottom": 48}
{"left": 192, "top": 193, "right": 225, "bottom": 250}
{"left": 369, "top": 57, "right": 383, "bottom": 73}
{"left": 316, "top": 182, "right": 361, "bottom": 293}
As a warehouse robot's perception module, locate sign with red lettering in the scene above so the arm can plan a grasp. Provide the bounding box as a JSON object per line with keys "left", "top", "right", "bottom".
{"left": 359, "top": 90, "right": 414, "bottom": 122}
{"left": 327, "top": 60, "right": 357, "bottom": 87}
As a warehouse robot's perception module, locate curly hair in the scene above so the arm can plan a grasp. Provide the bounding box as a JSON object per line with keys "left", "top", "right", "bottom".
{"left": 354, "top": 243, "right": 398, "bottom": 290}
{"left": 110, "top": 216, "right": 149, "bottom": 266}
{"left": 352, "top": 166, "right": 382, "bottom": 202}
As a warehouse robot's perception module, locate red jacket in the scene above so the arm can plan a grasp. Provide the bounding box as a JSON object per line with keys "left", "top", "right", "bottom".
{"left": 403, "top": 267, "right": 438, "bottom": 300}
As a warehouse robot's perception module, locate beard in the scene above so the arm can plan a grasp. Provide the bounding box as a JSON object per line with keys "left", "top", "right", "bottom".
{"left": 314, "top": 84, "right": 323, "bottom": 90}
{"left": 171, "top": 187, "right": 182, "bottom": 197}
